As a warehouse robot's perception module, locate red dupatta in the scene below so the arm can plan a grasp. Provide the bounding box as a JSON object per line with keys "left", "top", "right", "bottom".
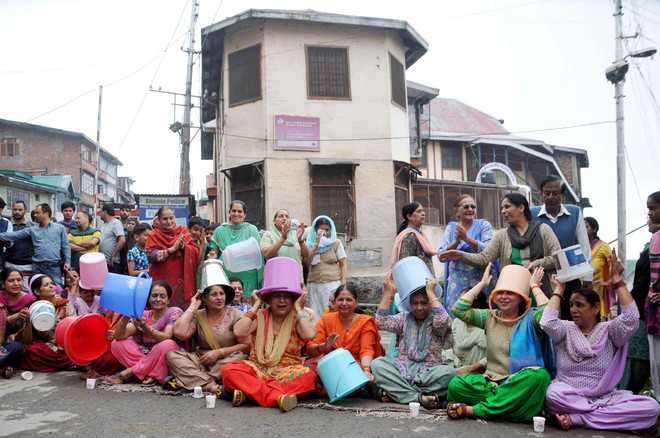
{"left": 146, "top": 225, "right": 200, "bottom": 307}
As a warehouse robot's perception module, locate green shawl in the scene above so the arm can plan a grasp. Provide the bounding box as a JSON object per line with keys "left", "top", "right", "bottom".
{"left": 210, "top": 222, "right": 263, "bottom": 297}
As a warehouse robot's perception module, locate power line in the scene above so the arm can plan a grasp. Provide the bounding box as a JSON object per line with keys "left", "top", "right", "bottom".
{"left": 27, "top": 87, "right": 97, "bottom": 122}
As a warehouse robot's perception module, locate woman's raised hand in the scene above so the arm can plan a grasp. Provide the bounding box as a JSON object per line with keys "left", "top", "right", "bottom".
{"left": 294, "top": 289, "right": 308, "bottom": 313}
{"left": 530, "top": 266, "right": 544, "bottom": 289}
{"left": 550, "top": 274, "right": 565, "bottom": 296}
{"left": 383, "top": 273, "right": 397, "bottom": 296}
{"left": 455, "top": 224, "right": 467, "bottom": 241}
{"left": 324, "top": 333, "right": 339, "bottom": 352}
{"left": 188, "top": 292, "right": 203, "bottom": 311}
{"left": 439, "top": 250, "right": 463, "bottom": 262}
{"left": 296, "top": 223, "right": 306, "bottom": 241}
{"left": 479, "top": 263, "right": 493, "bottom": 287}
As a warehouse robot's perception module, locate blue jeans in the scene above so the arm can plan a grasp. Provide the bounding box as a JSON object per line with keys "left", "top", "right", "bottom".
{"left": 33, "top": 261, "right": 64, "bottom": 286}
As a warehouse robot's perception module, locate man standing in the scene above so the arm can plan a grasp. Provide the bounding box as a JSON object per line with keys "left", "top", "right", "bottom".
{"left": 60, "top": 201, "right": 78, "bottom": 231}
{"left": 118, "top": 205, "right": 132, "bottom": 274}
{"left": 4, "top": 200, "right": 34, "bottom": 289}
{"left": 99, "top": 204, "right": 126, "bottom": 273}
{"left": 0, "top": 197, "right": 12, "bottom": 268}
{"left": 0, "top": 203, "right": 70, "bottom": 285}
{"left": 530, "top": 175, "right": 592, "bottom": 319}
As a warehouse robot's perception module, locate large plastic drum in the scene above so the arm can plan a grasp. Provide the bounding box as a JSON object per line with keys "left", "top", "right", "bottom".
{"left": 222, "top": 237, "right": 263, "bottom": 272}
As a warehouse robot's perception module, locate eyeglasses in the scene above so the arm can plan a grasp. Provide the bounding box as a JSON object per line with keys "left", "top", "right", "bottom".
{"left": 461, "top": 204, "right": 477, "bottom": 210}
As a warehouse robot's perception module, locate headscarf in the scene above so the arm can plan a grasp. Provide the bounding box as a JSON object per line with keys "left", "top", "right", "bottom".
{"left": 306, "top": 215, "right": 337, "bottom": 255}
{"left": 507, "top": 220, "right": 544, "bottom": 262}
{"left": 254, "top": 308, "right": 295, "bottom": 367}
{"left": 402, "top": 309, "right": 434, "bottom": 379}
{"left": 390, "top": 227, "right": 437, "bottom": 268}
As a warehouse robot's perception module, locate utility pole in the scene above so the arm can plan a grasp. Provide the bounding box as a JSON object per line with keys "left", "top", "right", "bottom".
{"left": 614, "top": 0, "right": 626, "bottom": 263}
{"left": 180, "top": 0, "right": 199, "bottom": 195}
{"left": 94, "top": 85, "right": 103, "bottom": 226}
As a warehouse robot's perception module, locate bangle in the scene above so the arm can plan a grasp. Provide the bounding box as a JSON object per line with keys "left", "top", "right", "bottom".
{"left": 244, "top": 310, "right": 257, "bottom": 320}
{"left": 551, "top": 293, "right": 563, "bottom": 300}
{"left": 296, "top": 312, "right": 308, "bottom": 321}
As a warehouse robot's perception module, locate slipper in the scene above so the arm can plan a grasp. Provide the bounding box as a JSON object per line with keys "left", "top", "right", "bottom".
{"left": 447, "top": 402, "right": 468, "bottom": 419}
{"left": 376, "top": 388, "right": 392, "bottom": 403}
{"left": 0, "top": 366, "right": 14, "bottom": 379}
{"left": 420, "top": 393, "right": 444, "bottom": 410}
{"left": 162, "top": 377, "right": 179, "bottom": 391}
{"left": 232, "top": 389, "right": 246, "bottom": 407}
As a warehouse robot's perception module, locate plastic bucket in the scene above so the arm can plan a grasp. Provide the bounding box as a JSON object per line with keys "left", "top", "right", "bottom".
{"left": 554, "top": 244, "right": 594, "bottom": 283}
{"left": 317, "top": 348, "right": 370, "bottom": 403}
{"left": 79, "top": 252, "right": 108, "bottom": 290}
{"left": 392, "top": 257, "right": 434, "bottom": 312}
{"left": 221, "top": 237, "right": 263, "bottom": 272}
{"left": 55, "top": 316, "right": 76, "bottom": 347}
{"left": 64, "top": 314, "right": 111, "bottom": 365}
{"left": 100, "top": 271, "right": 152, "bottom": 317}
{"left": 29, "top": 300, "right": 56, "bottom": 331}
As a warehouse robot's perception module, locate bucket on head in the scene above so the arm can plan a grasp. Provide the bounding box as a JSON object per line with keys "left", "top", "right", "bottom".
{"left": 222, "top": 237, "right": 263, "bottom": 272}
{"left": 317, "top": 348, "right": 370, "bottom": 403}
{"left": 64, "top": 314, "right": 110, "bottom": 365}
{"left": 256, "top": 257, "right": 301, "bottom": 299}
{"left": 100, "top": 271, "right": 152, "bottom": 317}
{"left": 554, "top": 244, "right": 594, "bottom": 283}
{"left": 392, "top": 257, "right": 434, "bottom": 312}
{"left": 79, "top": 252, "right": 109, "bottom": 290}
{"left": 200, "top": 259, "right": 234, "bottom": 299}
{"left": 29, "top": 300, "right": 56, "bottom": 331}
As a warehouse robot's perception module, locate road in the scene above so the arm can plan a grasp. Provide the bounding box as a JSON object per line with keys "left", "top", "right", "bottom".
{"left": 0, "top": 372, "right": 633, "bottom": 438}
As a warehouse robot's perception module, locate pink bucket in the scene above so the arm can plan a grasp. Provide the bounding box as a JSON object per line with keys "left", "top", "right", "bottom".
{"left": 256, "top": 257, "right": 301, "bottom": 299}
{"left": 79, "top": 252, "right": 108, "bottom": 290}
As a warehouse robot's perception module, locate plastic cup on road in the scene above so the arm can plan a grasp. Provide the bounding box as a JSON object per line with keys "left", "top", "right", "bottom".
{"left": 205, "top": 394, "right": 216, "bottom": 409}
{"left": 21, "top": 371, "right": 33, "bottom": 381}
{"left": 86, "top": 378, "right": 96, "bottom": 390}
{"left": 533, "top": 416, "right": 545, "bottom": 433}
{"left": 193, "top": 386, "right": 204, "bottom": 398}
{"left": 409, "top": 401, "right": 420, "bottom": 417}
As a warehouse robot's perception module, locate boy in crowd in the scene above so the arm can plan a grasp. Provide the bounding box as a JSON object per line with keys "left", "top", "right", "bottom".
{"left": 127, "top": 223, "right": 152, "bottom": 276}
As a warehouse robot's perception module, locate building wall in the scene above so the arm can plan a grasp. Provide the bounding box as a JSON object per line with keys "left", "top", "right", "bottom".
{"left": 0, "top": 184, "right": 56, "bottom": 214}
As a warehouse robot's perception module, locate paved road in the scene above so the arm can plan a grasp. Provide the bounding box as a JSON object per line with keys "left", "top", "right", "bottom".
{"left": 0, "top": 372, "right": 631, "bottom": 438}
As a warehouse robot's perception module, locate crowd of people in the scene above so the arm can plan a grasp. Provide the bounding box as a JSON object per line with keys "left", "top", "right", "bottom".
{"left": 0, "top": 176, "right": 659, "bottom": 433}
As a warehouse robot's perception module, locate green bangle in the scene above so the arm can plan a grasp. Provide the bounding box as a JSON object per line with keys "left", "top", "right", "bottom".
{"left": 296, "top": 312, "right": 307, "bottom": 321}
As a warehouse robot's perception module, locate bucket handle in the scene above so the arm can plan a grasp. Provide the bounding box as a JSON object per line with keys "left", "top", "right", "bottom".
{"left": 133, "top": 271, "right": 152, "bottom": 317}
{"left": 331, "top": 359, "right": 366, "bottom": 402}
{"left": 137, "top": 272, "right": 151, "bottom": 280}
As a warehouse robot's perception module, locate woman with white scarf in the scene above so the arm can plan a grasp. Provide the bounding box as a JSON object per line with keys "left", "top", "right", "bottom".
{"left": 305, "top": 216, "right": 347, "bottom": 319}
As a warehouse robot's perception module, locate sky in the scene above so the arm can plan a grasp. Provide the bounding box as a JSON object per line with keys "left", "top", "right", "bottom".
{"left": 1, "top": 0, "right": 659, "bottom": 258}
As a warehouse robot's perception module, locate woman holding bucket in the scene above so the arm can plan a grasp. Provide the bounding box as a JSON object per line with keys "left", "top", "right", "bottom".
{"left": 440, "top": 193, "right": 560, "bottom": 289}
{"left": 166, "top": 265, "right": 249, "bottom": 395}
{"left": 438, "top": 195, "right": 494, "bottom": 313}
{"left": 105, "top": 280, "right": 182, "bottom": 385}
{"left": 541, "top": 255, "right": 660, "bottom": 432}
{"left": 222, "top": 257, "right": 317, "bottom": 412}
{"left": 307, "top": 285, "right": 382, "bottom": 379}
{"left": 146, "top": 207, "right": 200, "bottom": 308}
{"left": 261, "top": 209, "right": 309, "bottom": 283}
{"left": 391, "top": 202, "right": 436, "bottom": 274}
{"left": 209, "top": 200, "right": 263, "bottom": 299}
{"left": 0, "top": 269, "right": 34, "bottom": 378}
{"left": 19, "top": 274, "right": 74, "bottom": 372}
{"left": 305, "top": 216, "right": 347, "bottom": 318}
{"left": 446, "top": 264, "right": 551, "bottom": 422}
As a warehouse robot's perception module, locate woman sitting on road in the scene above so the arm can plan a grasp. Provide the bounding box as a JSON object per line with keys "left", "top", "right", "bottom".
{"left": 166, "top": 281, "right": 249, "bottom": 395}
{"left": 447, "top": 264, "right": 551, "bottom": 422}
{"left": 542, "top": 252, "right": 660, "bottom": 432}
{"left": 0, "top": 269, "right": 35, "bottom": 378}
{"left": 106, "top": 280, "right": 181, "bottom": 385}
{"left": 307, "top": 285, "right": 382, "bottom": 378}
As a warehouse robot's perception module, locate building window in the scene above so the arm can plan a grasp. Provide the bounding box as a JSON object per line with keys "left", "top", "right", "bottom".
{"left": 6, "top": 189, "right": 29, "bottom": 208}
{"left": 394, "top": 163, "right": 411, "bottom": 231}
{"left": 441, "top": 143, "right": 463, "bottom": 171}
{"left": 97, "top": 184, "right": 105, "bottom": 195}
{"left": 81, "top": 172, "right": 95, "bottom": 195}
{"left": 1, "top": 138, "right": 19, "bottom": 157}
{"left": 306, "top": 46, "right": 351, "bottom": 99}
{"left": 389, "top": 53, "right": 406, "bottom": 109}
{"left": 81, "top": 144, "right": 92, "bottom": 162}
{"left": 310, "top": 164, "right": 356, "bottom": 238}
{"left": 228, "top": 44, "right": 262, "bottom": 107}
{"left": 229, "top": 164, "right": 264, "bottom": 230}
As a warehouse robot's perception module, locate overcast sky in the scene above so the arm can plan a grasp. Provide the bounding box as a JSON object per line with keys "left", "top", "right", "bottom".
{"left": 2, "top": 0, "right": 659, "bottom": 257}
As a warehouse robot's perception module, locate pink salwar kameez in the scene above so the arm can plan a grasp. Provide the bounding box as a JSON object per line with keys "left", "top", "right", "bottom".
{"left": 541, "top": 304, "right": 660, "bottom": 431}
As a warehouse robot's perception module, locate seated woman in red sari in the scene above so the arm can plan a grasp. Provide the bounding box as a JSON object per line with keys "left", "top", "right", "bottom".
{"left": 0, "top": 269, "right": 36, "bottom": 378}
{"left": 307, "top": 285, "right": 382, "bottom": 379}
{"left": 20, "top": 274, "right": 75, "bottom": 372}
{"left": 106, "top": 280, "right": 182, "bottom": 385}
{"left": 222, "top": 257, "right": 317, "bottom": 412}
{"left": 146, "top": 207, "right": 200, "bottom": 309}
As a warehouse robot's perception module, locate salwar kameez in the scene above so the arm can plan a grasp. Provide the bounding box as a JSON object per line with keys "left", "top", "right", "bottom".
{"left": 111, "top": 338, "right": 178, "bottom": 383}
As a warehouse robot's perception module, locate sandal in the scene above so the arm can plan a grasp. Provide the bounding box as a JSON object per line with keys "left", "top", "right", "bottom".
{"left": 0, "top": 366, "right": 14, "bottom": 379}
{"left": 447, "top": 402, "right": 469, "bottom": 419}
{"left": 420, "top": 393, "right": 443, "bottom": 410}
{"left": 376, "top": 388, "right": 392, "bottom": 403}
{"left": 232, "top": 389, "right": 246, "bottom": 407}
{"left": 162, "top": 377, "right": 179, "bottom": 391}
{"left": 277, "top": 394, "right": 297, "bottom": 412}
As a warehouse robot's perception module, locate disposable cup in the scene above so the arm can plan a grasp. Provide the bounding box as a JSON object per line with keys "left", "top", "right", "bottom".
{"left": 205, "top": 394, "right": 216, "bottom": 409}
{"left": 193, "top": 386, "right": 204, "bottom": 399}
{"left": 409, "top": 401, "right": 420, "bottom": 417}
{"left": 533, "top": 416, "right": 545, "bottom": 433}
{"left": 21, "top": 371, "right": 33, "bottom": 381}
{"left": 86, "top": 378, "right": 96, "bottom": 390}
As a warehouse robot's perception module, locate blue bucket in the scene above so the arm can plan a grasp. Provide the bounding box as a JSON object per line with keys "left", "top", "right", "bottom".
{"left": 317, "top": 348, "right": 370, "bottom": 403}
{"left": 100, "top": 272, "right": 152, "bottom": 317}
{"left": 392, "top": 257, "right": 434, "bottom": 312}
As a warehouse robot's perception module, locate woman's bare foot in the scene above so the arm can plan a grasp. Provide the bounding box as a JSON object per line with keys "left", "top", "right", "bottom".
{"left": 204, "top": 381, "right": 219, "bottom": 394}
{"left": 555, "top": 413, "right": 572, "bottom": 430}
{"left": 142, "top": 377, "right": 155, "bottom": 385}
{"left": 447, "top": 402, "right": 474, "bottom": 419}
{"left": 104, "top": 369, "right": 132, "bottom": 385}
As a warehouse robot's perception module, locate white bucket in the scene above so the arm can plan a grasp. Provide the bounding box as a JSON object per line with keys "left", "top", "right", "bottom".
{"left": 29, "top": 300, "right": 56, "bottom": 332}
{"left": 554, "top": 244, "right": 593, "bottom": 283}
{"left": 221, "top": 237, "right": 263, "bottom": 272}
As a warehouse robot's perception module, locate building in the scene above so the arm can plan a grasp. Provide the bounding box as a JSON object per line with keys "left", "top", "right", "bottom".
{"left": 116, "top": 176, "right": 136, "bottom": 206}
{"left": 0, "top": 118, "right": 128, "bottom": 212}
{"left": 200, "top": 9, "right": 428, "bottom": 280}
{"left": 0, "top": 170, "right": 77, "bottom": 216}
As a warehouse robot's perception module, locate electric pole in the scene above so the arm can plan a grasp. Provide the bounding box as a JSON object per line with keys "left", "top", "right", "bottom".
{"left": 180, "top": 0, "right": 199, "bottom": 195}
{"left": 94, "top": 84, "right": 103, "bottom": 225}
{"left": 614, "top": 0, "right": 626, "bottom": 263}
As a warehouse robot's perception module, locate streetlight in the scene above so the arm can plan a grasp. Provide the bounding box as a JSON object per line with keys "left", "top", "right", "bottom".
{"left": 605, "top": 1, "right": 656, "bottom": 264}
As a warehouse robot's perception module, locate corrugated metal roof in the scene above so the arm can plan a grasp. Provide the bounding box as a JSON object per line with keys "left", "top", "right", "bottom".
{"left": 420, "top": 98, "right": 509, "bottom": 138}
